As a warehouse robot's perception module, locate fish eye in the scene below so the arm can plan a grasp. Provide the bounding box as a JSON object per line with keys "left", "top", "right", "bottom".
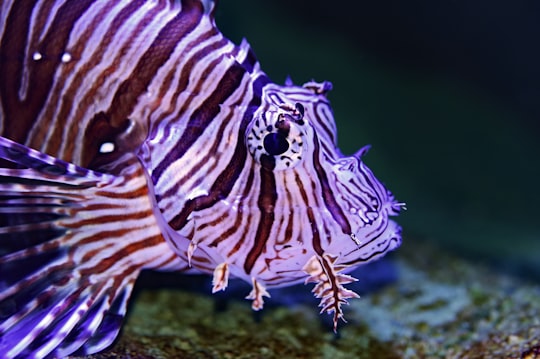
{"left": 263, "top": 132, "right": 289, "bottom": 155}
{"left": 246, "top": 108, "right": 307, "bottom": 171}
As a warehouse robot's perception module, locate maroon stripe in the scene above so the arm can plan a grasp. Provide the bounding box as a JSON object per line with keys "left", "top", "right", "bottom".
{"left": 167, "top": 75, "right": 269, "bottom": 230}
{"left": 0, "top": 0, "right": 94, "bottom": 142}
{"left": 208, "top": 168, "right": 255, "bottom": 249}
{"left": 152, "top": 47, "right": 237, "bottom": 180}
{"left": 48, "top": 0, "right": 149, "bottom": 160}
{"left": 0, "top": 0, "right": 37, "bottom": 136}
{"left": 148, "top": 32, "right": 225, "bottom": 127}
{"left": 152, "top": 60, "right": 245, "bottom": 182}
{"left": 223, "top": 183, "right": 259, "bottom": 260}
{"left": 244, "top": 156, "right": 277, "bottom": 274}
{"left": 312, "top": 135, "right": 352, "bottom": 235}
{"left": 282, "top": 175, "right": 296, "bottom": 244}
{"left": 106, "top": 0, "right": 203, "bottom": 128}
{"left": 79, "top": 233, "right": 165, "bottom": 276}
{"left": 294, "top": 173, "right": 324, "bottom": 255}
{"left": 155, "top": 49, "right": 245, "bottom": 201}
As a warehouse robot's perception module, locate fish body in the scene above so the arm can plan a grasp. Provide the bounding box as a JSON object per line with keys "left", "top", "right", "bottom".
{"left": 0, "top": 0, "right": 403, "bottom": 357}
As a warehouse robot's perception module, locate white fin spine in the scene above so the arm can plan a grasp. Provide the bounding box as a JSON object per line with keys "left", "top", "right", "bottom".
{"left": 211, "top": 262, "right": 230, "bottom": 293}
{"left": 245, "top": 277, "right": 270, "bottom": 311}
{"left": 303, "top": 254, "right": 360, "bottom": 332}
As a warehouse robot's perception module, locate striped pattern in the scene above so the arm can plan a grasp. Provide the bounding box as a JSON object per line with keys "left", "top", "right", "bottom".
{"left": 148, "top": 81, "right": 402, "bottom": 288}
{"left": 0, "top": 138, "right": 185, "bottom": 357}
{"left": 0, "top": 0, "right": 403, "bottom": 356}
{"left": 0, "top": 0, "right": 218, "bottom": 167}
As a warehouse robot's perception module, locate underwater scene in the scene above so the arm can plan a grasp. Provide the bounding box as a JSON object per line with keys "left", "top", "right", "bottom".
{"left": 0, "top": 0, "right": 538, "bottom": 358}
{"left": 87, "top": 2, "right": 540, "bottom": 358}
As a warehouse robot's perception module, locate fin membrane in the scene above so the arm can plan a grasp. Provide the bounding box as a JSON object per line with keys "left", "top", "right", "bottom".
{"left": 0, "top": 136, "right": 175, "bottom": 358}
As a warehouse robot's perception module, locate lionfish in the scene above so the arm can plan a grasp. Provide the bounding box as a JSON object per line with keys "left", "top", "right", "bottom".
{"left": 0, "top": 0, "right": 403, "bottom": 357}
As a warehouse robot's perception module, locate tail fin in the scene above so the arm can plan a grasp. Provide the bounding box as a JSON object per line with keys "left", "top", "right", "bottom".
{"left": 0, "top": 137, "right": 181, "bottom": 358}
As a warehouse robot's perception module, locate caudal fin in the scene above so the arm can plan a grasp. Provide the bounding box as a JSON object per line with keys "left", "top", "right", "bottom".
{"left": 0, "top": 137, "right": 182, "bottom": 358}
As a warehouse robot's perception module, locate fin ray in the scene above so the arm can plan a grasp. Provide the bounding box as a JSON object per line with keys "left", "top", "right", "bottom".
{"left": 0, "top": 137, "right": 180, "bottom": 358}
{"left": 0, "top": 137, "right": 107, "bottom": 179}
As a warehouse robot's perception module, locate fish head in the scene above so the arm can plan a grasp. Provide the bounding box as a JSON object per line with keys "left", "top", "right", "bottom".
{"left": 234, "top": 80, "right": 404, "bottom": 284}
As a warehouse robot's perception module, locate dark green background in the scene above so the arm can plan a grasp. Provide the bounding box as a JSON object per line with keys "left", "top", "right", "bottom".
{"left": 215, "top": 1, "right": 540, "bottom": 278}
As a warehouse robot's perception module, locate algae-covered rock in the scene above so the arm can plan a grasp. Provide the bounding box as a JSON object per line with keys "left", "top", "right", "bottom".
{"left": 77, "top": 237, "right": 540, "bottom": 358}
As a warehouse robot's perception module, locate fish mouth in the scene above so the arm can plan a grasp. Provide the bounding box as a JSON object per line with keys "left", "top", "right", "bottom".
{"left": 339, "top": 220, "right": 403, "bottom": 265}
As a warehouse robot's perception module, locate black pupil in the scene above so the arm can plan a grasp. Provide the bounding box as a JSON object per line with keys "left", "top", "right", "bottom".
{"left": 263, "top": 133, "right": 289, "bottom": 156}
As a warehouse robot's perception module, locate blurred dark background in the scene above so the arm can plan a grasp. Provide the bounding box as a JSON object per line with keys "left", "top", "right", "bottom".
{"left": 215, "top": 1, "right": 540, "bottom": 279}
